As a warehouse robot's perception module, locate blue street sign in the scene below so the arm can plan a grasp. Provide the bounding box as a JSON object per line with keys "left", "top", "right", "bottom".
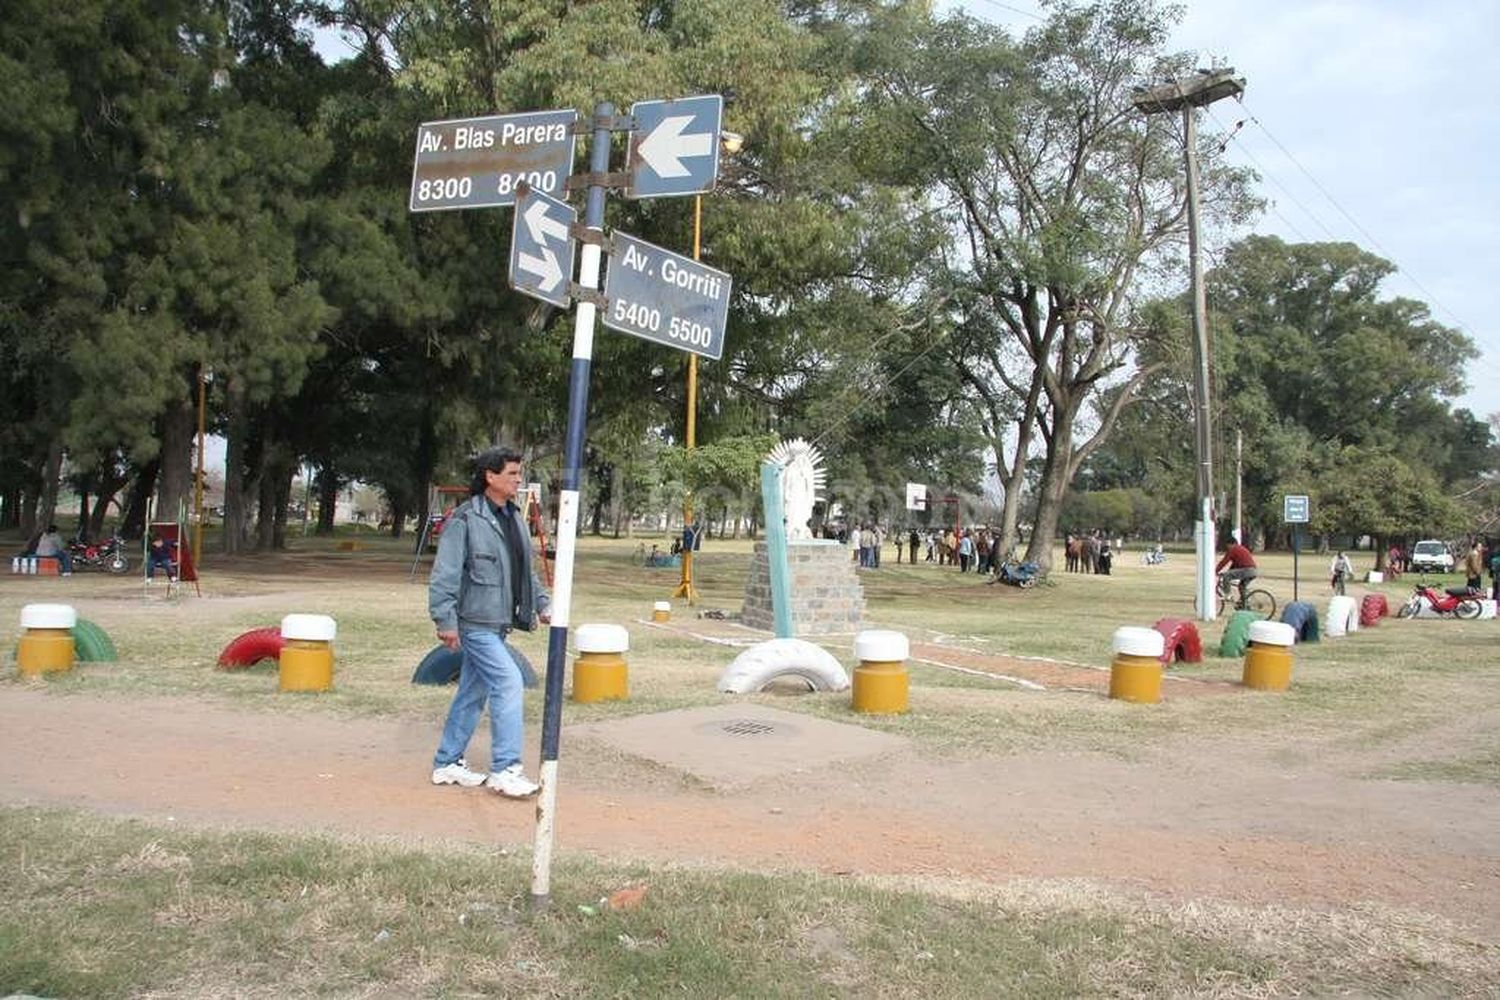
{"left": 1283, "top": 494, "right": 1310, "bottom": 523}
{"left": 509, "top": 186, "right": 577, "bottom": 308}
{"left": 410, "top": 109, "right": 577, "bottom": 212}
{"left": 603, "top": 231, "right": 731, "bottom": 360}
{"left": 626, "top": 95, "right": 723, "bottom": 199}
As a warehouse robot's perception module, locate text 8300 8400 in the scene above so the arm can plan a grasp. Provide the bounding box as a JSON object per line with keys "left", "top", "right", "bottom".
{"left": 415, "top": 177, "right": 473, "bottom": 202}
{"left": 497, "top": 170, "right": 559, "bottom": 197}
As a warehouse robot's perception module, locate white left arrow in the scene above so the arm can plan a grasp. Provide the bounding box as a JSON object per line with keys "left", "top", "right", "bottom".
{"left": 637, "top": 114, "right": 714, "bottom": 179}
{"left": 523, "top": 197, "right": 570, "bottom": 246}
{"left": 517, "top": 247, "right": 563, "bottom": 293}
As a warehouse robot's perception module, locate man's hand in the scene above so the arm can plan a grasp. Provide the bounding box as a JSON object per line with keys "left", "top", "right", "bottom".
{"left": 437, "top": 629, "right": 460, "bottom": 650}
{"left": 538, "top": 612, "right": 551, "bottom": 626}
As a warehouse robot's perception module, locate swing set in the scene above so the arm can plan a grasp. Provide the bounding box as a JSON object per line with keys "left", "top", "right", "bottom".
{"left": 407, "top": 482, "right": 553, "bottom": 585}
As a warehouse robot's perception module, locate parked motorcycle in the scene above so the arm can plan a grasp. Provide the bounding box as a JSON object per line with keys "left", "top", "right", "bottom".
{"left": 68, "top": 534, "right": 131, "bottom": 574}
{"left": 1396, "top": 582, "right": 1482, "bottom": 620}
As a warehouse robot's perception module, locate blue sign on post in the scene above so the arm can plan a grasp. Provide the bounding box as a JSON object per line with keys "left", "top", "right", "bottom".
{"left": 603, "top": 232, "right": 731, "bottom": 360}
{"left": 409, "top": 109, "right": 578, "bottom": 212}
{"left": 1283, "top": 494, "right": 1310, "bottom": 523}
{"left": 509, "top": 186, "right": 577, "bottom": 308}
{"left": 626, "top": 95, "right": 723, "bottom": 199}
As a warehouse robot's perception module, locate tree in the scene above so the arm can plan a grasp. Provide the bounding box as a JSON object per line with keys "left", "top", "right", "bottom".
{"left": 841, "top": 1, "right": 1256, "bottom": 568}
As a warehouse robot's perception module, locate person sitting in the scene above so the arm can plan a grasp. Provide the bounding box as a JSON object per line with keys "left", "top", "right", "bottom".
{"left": 1214, "top": 533, "right": 1258, "bottom": 603}
{"left": 32, "top": 524, "right": 73, "bottom": 575}
{"left": 147, "top": 533, "right": 177, "bottom": 582}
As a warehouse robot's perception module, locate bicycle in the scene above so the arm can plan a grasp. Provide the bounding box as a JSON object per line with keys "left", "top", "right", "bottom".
{"left": 1194, "top": 573, "right": 1277, "bottom": 619}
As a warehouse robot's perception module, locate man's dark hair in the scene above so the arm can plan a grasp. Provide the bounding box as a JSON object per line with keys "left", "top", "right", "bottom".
{"left": 469, "top": 446, "right": 524, "bottom": 496}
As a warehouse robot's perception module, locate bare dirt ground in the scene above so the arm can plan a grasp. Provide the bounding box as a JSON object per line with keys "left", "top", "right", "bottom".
{"left": 3, "top": 685, "right": 1497, "bottom": 939}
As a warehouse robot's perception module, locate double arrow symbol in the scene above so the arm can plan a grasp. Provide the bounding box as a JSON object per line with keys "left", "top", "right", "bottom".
{"left": 517, "top": 197, "right": 570, "bottom": 293}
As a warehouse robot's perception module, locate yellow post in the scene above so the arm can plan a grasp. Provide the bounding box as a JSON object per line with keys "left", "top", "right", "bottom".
{"left": 672, "top": 195, "right": 704, "bottom": 606}
{"left": 651, "top": 600, "right": 671, "bottom": 623}
{"left": 852, "top": 630, "right": 909, "bottom": 714}
{"left": 17, "top": 604, "right": 77, "bottom": 676}
{"left": 1242, "top": 620, "right": 1295, "bottom": 691}
{"left": 1108, "top": 627, "right": 1165, "bottom": 703}
{"left": 571, "top": 623, "right": 629, "bottom": 703}
{"left": 278, "top": 614, "right": 336, "bottom": 692}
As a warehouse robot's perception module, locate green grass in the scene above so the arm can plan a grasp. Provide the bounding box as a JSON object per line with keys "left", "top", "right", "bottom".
{"left": 6, "top": 536, "right": 1500, "bottom": 762}
{"left": 3, "top": 807, "right": 1494, "bottom": 999}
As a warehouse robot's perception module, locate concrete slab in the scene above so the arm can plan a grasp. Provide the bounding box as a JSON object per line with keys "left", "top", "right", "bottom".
{"left": 568, "top": 703, "right": 908, "bottom": 789}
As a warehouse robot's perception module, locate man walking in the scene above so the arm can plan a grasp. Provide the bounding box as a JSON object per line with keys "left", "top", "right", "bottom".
{"left": 428, "top": 447, "right": 551, "bottom": 798}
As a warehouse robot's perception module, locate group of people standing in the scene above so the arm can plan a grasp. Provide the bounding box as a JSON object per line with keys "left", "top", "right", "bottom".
{"left": 832, "top": 523, "right": 1011, "bottom": 575}
{"left": 1063, "top": 532, "right": 1115, "bottom": 575}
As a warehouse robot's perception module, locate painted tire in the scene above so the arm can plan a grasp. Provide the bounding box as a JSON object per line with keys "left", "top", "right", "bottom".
{"left": 1151, "top": 617, "right": 1203, "bottom": 665}
{"left": 410, "top": 642, "right": 539, "bottom": 688}
{"left": 1217, "top": 609, "right": 1259, "bottom": 658}
{"left": 216, "top": 627, "right": 285, "bottom": 669}
{"left": 1359, "top": 593, "right": 1388, "bottom": 626}
{"left": 72, "top": 618, "right": 118, "bottom": 662}
{"left": 1456, "top": 599, "right": 1482, "bottom": 620}
{"left": 1279, "top": 601, "right": 1320, "bottom": 643}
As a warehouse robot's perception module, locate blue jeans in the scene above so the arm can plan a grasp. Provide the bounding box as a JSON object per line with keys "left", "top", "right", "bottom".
{"left": 433, "top": 627, "right": 524, "bottom": 772}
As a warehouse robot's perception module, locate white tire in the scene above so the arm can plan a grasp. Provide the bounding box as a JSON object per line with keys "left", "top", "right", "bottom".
{"left": 717, "top": 638, "right": 851, "bottom": 694}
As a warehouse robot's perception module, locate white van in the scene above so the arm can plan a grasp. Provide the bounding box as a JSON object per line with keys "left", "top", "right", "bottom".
{"left": 1409, "top": 540, "right": 1454, "bottom": 573}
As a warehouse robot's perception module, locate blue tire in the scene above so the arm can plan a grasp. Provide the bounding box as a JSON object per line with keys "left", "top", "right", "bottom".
{"left": 1280, "top": 601, "right": 1321, "bottom": 643}
{"left": 411, "top": 642, "right": 539, "bottom": 688}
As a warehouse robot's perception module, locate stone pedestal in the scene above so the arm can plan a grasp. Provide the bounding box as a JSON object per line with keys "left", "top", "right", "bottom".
{"left": 741, "top": 541, "right": 864, "bottom": 635}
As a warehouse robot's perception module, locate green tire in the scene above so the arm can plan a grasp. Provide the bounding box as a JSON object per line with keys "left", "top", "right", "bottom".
{"left": 1217, "top": 609, "right": 1259, "bottom": 658}
{"left": 72, "top": 618, "right": 118, "bottom": 662}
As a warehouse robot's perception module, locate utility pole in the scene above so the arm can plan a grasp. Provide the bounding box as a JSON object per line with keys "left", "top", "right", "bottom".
{"left": 1133, "top": 68, "right": 1245, "bottom": 622}
{"left": 1235, "top": 429, "right": 1243, "bottom": 545}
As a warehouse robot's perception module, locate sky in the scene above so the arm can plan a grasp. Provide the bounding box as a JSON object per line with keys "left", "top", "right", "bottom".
{"left": 946, "top": 0, "right": 1500, "bottom": 418}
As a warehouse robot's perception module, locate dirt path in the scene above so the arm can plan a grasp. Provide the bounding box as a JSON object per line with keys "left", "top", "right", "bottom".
{"left": 3, "top": 688, "right": 1497, "bottom": 938}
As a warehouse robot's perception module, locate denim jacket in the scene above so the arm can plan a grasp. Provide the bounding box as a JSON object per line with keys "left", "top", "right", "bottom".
{"left": 429, "top": 495, "right": 550, "bottom": 633}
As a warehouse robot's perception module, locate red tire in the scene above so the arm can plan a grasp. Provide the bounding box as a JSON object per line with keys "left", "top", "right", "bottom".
{"left": 217, "top": 627, "right": 285, "bottom": 669}
{"left": 1151, "top": 617, "right": 1203, "bottom": 666}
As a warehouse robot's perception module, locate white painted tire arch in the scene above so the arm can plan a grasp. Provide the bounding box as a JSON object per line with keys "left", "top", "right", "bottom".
{"left": 1324, "top": 595, "right": 1359, "bottom": 638}
{"left": 717, "top": 638, "right": 850, "bottom": 694}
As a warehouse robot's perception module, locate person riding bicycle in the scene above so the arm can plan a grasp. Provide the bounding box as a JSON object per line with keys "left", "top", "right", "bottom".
{"left": 1214, "top": 533, "right": 1259, "bottom": 604}
{"left": 1329, "top": 551, "right": 1354, "bottom": 595}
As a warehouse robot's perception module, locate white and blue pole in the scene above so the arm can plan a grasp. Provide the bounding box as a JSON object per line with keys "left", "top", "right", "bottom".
{"left": 530, "top": 102, "right": 612, "bottom": 908}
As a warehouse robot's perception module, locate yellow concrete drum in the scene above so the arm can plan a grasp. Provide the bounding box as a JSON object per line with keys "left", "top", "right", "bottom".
{"left": 852, "top": 630, "right": 910, "bottom": 714}
{"left": 278, "top": 614, "right": 337, "bottom": 692}
{"left": 1108, "top": 626, "right": 1165, "bottom": 703}
{"left": 572, "top": 623, "right": 629, "bottom": 703}
{"left": 1242, "top": 620, "right": 1296, "bottom": 691}
{"left": 17, "top": 603, "right": 77, "bottom": 677}
{"left": 651, "top": 600, "right": 671, "bottom": 624}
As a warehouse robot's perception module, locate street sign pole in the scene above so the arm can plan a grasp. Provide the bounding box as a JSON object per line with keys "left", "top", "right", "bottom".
{"left": 530, "top": 102, "right": 612, "bottom": 910}
{"left": 1294, "top": 525, "right": 1301, "bottom": 604}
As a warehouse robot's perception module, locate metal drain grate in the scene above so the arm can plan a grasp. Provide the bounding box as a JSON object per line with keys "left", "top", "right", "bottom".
{"left": 720, "top": 719, "right": 777, "bottom": 737}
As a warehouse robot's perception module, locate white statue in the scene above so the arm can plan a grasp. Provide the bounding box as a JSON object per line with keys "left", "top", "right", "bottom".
{"left": 767, "top": 437, "right": 826, "bottom": 541}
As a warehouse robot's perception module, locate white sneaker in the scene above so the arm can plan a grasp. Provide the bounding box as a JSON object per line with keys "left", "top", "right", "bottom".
{"left": 485, "top": 763, "right": 540, "bottom": 798}
{"left": 431, "top": 758, "right": 487, "bottom": 787}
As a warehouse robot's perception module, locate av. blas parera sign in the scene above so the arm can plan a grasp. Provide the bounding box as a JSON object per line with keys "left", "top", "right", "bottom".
{"left": 509, "top": 186, "right": 577, "bottom": 308}
{"left": 602, "top": 232, "right": 731, "bottom": 360}
{"left": 409, "top": 109, "right": 578, "bottom": 212}
{"left": 626, "top": 95, "right": 723, "bottom": 199}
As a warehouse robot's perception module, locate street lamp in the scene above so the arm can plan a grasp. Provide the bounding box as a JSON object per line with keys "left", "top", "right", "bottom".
{"left": 672, "top": 129, "right": 743, "bottom": 605}
{"left": 1133, "top": 68, "right": 1244, "bottom": 623}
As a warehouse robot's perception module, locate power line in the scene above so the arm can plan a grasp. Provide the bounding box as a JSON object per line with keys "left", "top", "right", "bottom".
{"left": 1205, "top": 104, "right": 1335, "bottom": 243}
{"left": 1237, "top": 98, "right": 1479, "bottom": 341}
{"left": 962, "top": 0, "right": 1045, "bottom": 23}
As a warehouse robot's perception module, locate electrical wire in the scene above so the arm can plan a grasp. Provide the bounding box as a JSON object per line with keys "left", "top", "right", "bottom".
{"left": 1236, "top": 98, "right": 1482, "bottom": 343}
